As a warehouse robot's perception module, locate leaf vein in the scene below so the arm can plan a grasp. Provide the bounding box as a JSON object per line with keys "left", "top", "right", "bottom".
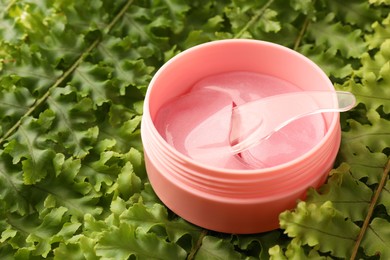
{"left": 75, "top": 68, "right": 106, "bottom": 100}
{"left": 19, "top": 125, "right": 36, "bottom": 167}
{"left": 289, "top": 221, "right": 357, "bottom": 241}
{"left": 47, "top": 96, "right": 82, "bottom": 149}
{"left": 368, "top": 225, "right": 387, "bottom": 245}
{"left": 354, "top": 93, "right": 390, "bottom": 102}
{"left": 344, "top": 132, "right": 390, "bottom": 142}
{"left": 0, "top": 101, "right": 30, "bottom": 110}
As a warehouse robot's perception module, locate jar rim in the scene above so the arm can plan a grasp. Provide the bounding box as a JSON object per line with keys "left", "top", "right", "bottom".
{"left": 142, "top": 39, "right": 340, "bottom": 175}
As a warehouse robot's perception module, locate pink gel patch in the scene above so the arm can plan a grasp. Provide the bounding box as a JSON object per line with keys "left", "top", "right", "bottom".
{"left": 154, "top": 72, "right": 326, "bottom": 169}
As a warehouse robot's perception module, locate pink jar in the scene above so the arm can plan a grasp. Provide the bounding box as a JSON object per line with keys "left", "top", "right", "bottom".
{"left": 141, "top": 39, "right": 340, "bottom": 234}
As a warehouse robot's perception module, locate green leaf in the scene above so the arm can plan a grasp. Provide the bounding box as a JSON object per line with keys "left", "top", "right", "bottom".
{"left": 307, "top": 13, "right": 367, "bottom": 58}
{"left": 31, "top": 156, "right": 103, "bottom": 219}
{"left": 137, "top": 182, "right": 162, "bottom": 206}
{"left": 339, "top": 110, "right": 390, "bottom": 184}
{"left": 2, "top": 207, "right": 74, "bottom": 258}
{"left": 79, "top": 150, "right": 121, "bottom": 192}
{"left": 0, "top": 85, "right": 35, "bottom": 133}
{"left": 96, "top": 35, "right": 155, "bottom": 94}
{"left": 299, "top": 44, "right": 353, "bottom": 78}
{"left": 46, "top": 86, "right": 99, "bottom": 158}
{"left": 366, "top": 13, "right": 390, "bottom": 49}
{"left": 306, "top": 163, "right": 372, "bottom": 221}
{"left": 95, "top": 223, "right": 187, "bottom": 260}
{"left": 378, "top": 180, "right": 390, "bottom": 215}
{"left": 327, "top": 0, "right": 381, "bottom": 30}
{"left": 126, "top": 147, "right": 146, "bottom": 180}
{"left": 150, "top": 0, "right": 190, "bottom": 34}
{"left": 235, "top": 231, "right": 281, "bottom": 259}
{"left": 179, "top": 2, "right": 232, "bottom": 49}
{"left": 279, "top": 201, "right": 360, "bottom": 258}
{"left": 52, "top": 221, "right": 82, "bottom": 242}
{"left": 120, "top": 202, "right": 202, "bottom": 245}
{"left": 116, "top": 162, "right": 141, "bottom": 200}
{"left": 269, "top": 245, "right": 287, "bottom": 260}
{"left": 369, "top": 0, "right": 390, "bottom": 7}
{"left": 79, "top": 235, "right": 100, "bottom": 260}
{"left": 224, "top": 1, "right": 281, "bottom": 38}
{"left": 194, "top": 236, "right": 242, "bottom": 260}
{"left": 289, "top": 0, "right": 314, "bottom": 15}
{"left": 70, "top": 62, "right": 113, "bottom": 107}
{"left": 0, "top": 152, "right": 29, "bottom": 214}
{"left": 54, "top": 242, "right": 85, "bottom": 260}
{"left": 3, "top": 110, "right": 57, "bottom": 184}
{"left": 269, "top": 237, "right": 329, "bottom": 260}
{"left": 98, "top": 105, "right": 144, "bottom": 152}
{"left": 348, "top": 40, "right": 390, "bottom": 113}
{"left": 361, "top": 218, "right": 390, "bottom": 259}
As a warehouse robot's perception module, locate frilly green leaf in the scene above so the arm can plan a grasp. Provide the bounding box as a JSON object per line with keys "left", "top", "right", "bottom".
{"left": 307, "top": 13, "right": 367, "bottom": 58}
{"left": 378, "top": 180, "right": 390, "bottom": 215}
{"left": 300, "top": 44, "right": 353, "bottom": 78}
{"left": 70, "top": 62, "right": 113, "bottom": 108}
{"left": 194, "top": 236, "right": 242, "bottom": 260}
{"left": 279, "top": 201, "right": 360, "bottom": 258}
{"left": 0, "top": 151, "right": 29, "bottom": 214}
{"left": 119, "top": 201, "right": 202, "bottom": 245}
{"left": 289, "top": 0, "right": 313, "bottom": 15}
{"left": 327, "top": 0, "right": 381, "bottom": 31}
{"left": 79, "top": 150, "right": 121, "bottom": 193}
{"left": 361, "top": 218, "right": 390, "bottom": 259}
{"left": 32, "top": 156, "right": 103, "bottom": 219}
{"left": 225, "top": 1, "right": 281, "bottom": 39}
{"left": 269, "top": 238, "right": 329, "bottom": 260}
{"left": 369, "top": 0, "right": 390, "bottom": 6}
{"left": 116, "top": 161, "right": 142, "bottom": 200}
{"left": 53, "top": 242, "right": 85, "bottom": 260}
{"left": 306, "top": 163, "right": 372, "bottom": 221}
{"left": 366, "top": 13, "right": 390, "bottom": 49}
{"left": 341, "top": 40, "right": 390, "bottom": 113}
{"left": 339, "top": 110, "right": 390, "bottom": 184}
{"left": 0, "top": 86, "right": 35, "bottom": 134}
{"left": 95, "top": 222, "right": 187, "bottom": 260}
{"left": 234, "top": 231, "right": 280, "bottom": 259}
{"left": 1, "top": 207, "right": 79, "bottom": 258}
{"left": 3, "top": 110, "right": 57, "bottom": 184}
{"left": 46, "top": 86, "right": 99, "bottom": 158}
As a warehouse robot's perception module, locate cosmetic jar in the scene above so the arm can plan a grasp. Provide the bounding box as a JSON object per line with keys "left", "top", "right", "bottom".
{"left": 141, "top": 39, "right": 340, "bottom": 233}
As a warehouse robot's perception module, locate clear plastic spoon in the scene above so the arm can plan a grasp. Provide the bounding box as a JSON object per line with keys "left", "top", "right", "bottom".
{"left": 230, "top": 91, "right": 356, "bottom": 154}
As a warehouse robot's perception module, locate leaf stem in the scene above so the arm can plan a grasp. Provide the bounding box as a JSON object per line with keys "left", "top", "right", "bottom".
{"left": 5, "top": 0, "right": 17, "bottom": 12}
{"left": 293, "top": 0, "right": 316, "bottom": 50}
{"left": 234, "top": 0, "right": 275, "bottom": 39}
{"left": 105, "top": 0, "right": 134, "bottom": 34}
{"left": 0, "top": 0, "right": 134, "bottom": 146}
{"left": 293, "top": 16, "right": 310, "bottom": 50}
{"left": 350, "top": 157, "right": 390, "bottom": 260}
{"left": 0, "top": 39, "right": 99, "bottom": 146}
{"left": 187, "top": 229, "right": 207, "bottom": 260}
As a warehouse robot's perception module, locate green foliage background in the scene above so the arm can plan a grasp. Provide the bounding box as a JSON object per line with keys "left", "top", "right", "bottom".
{"left": 0, "top": 0, "right": 389, "bottom": 259}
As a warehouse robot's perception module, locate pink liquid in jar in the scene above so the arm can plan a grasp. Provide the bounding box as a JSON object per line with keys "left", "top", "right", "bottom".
{"left": 154, "top": 72, "right": 326, "bottom": 169}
